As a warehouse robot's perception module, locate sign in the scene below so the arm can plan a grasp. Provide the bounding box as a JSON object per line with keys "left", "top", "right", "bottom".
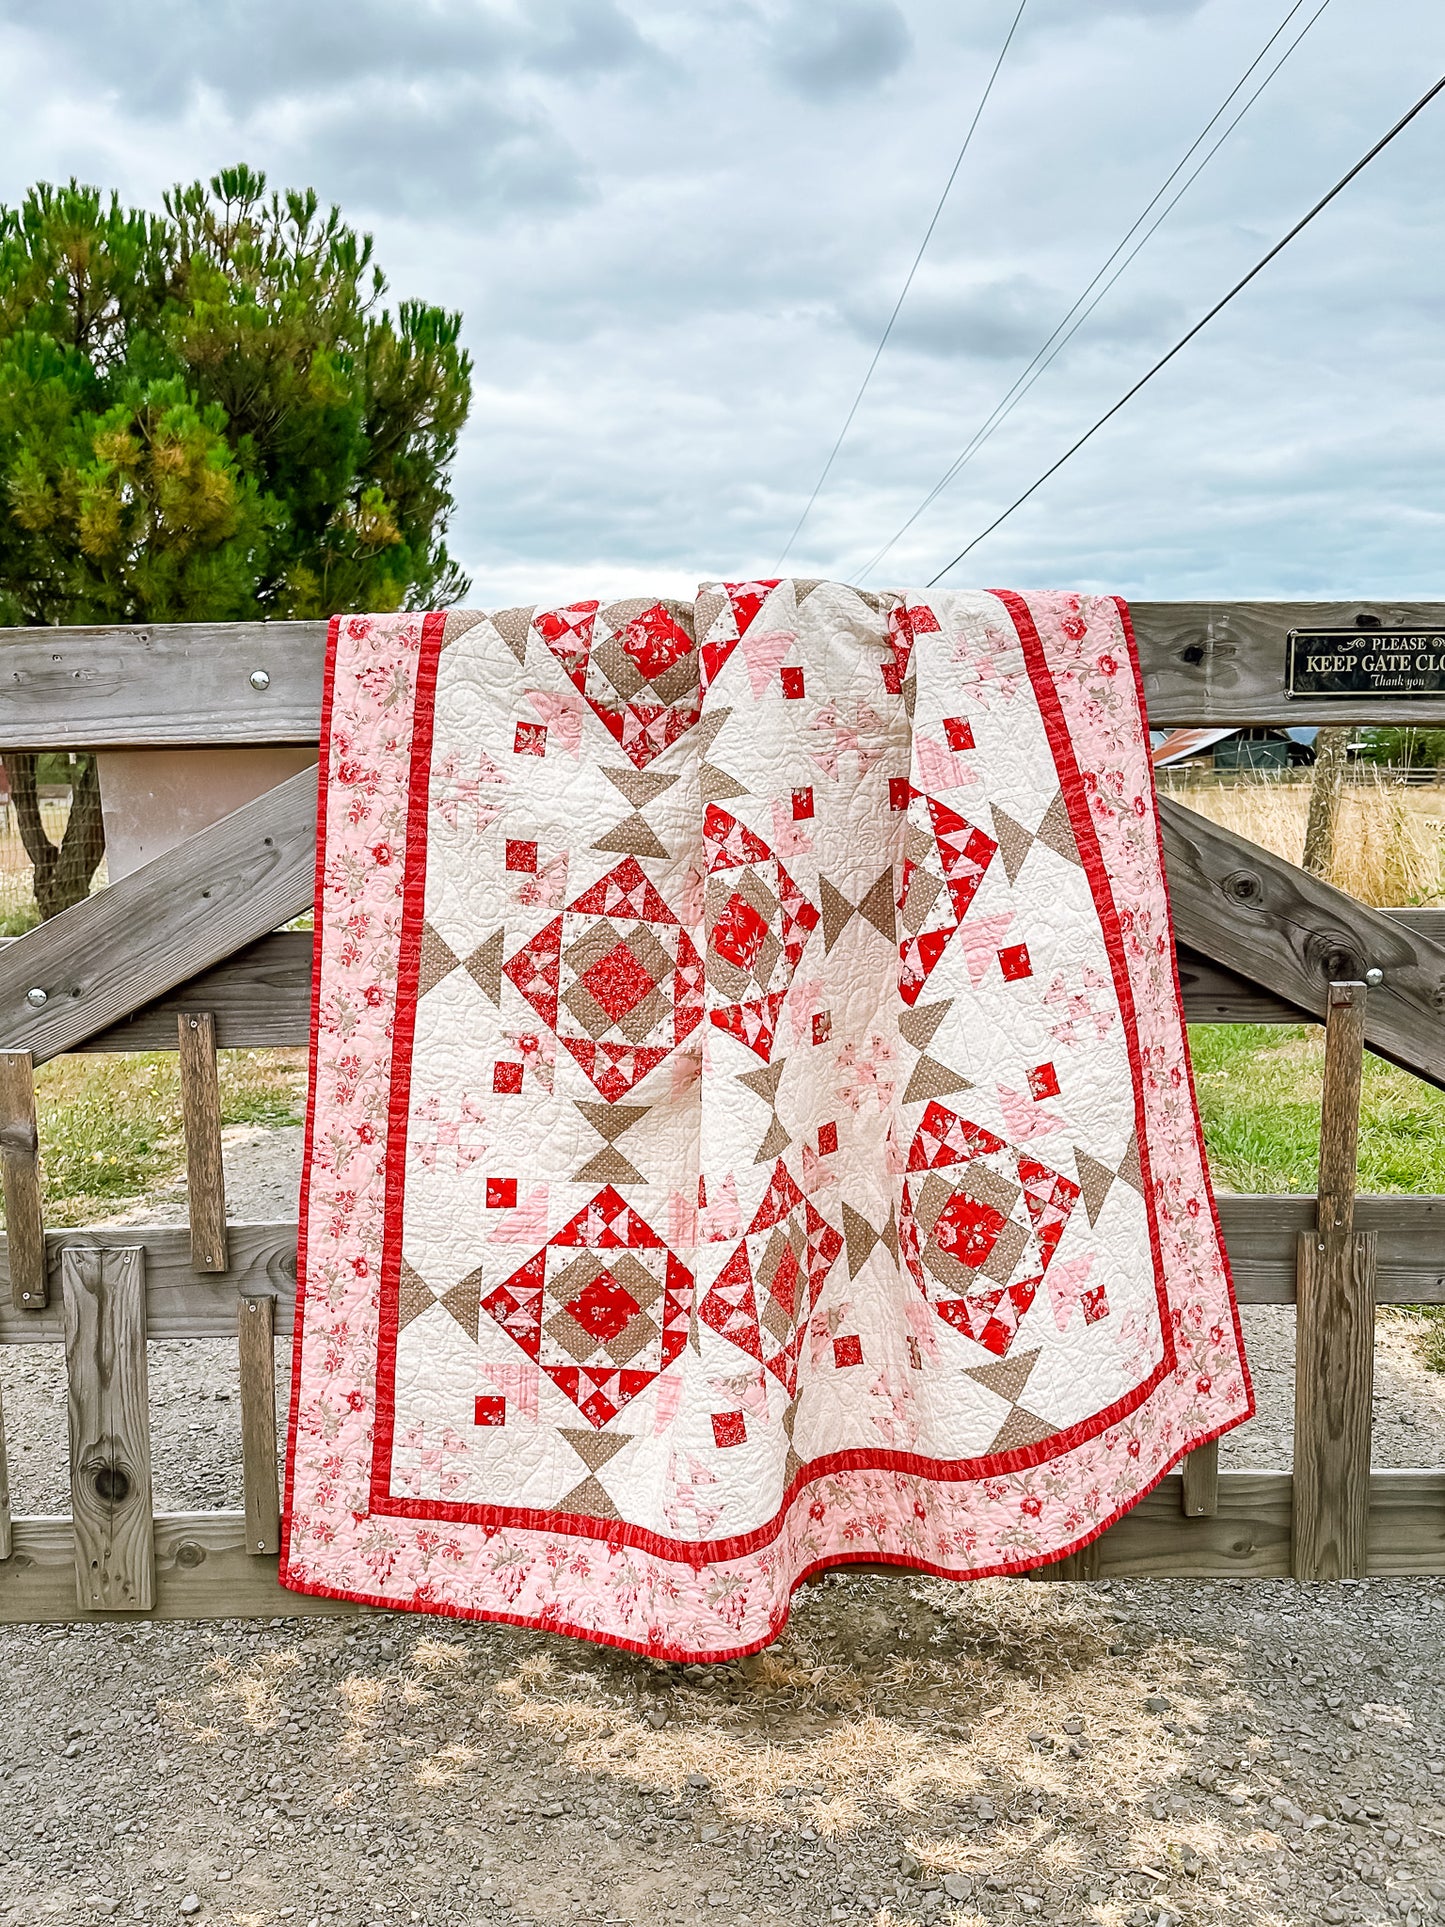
{"left": 1288, "top": 629, "right": 1445, "bottom": 698}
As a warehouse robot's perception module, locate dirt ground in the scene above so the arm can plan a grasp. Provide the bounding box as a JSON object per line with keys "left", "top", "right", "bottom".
{"left": 3, "top": 1128, "right": 1445, "bottom": 1927}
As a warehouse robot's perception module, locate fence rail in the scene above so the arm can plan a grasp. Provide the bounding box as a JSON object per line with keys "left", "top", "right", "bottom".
{"left": 1, "top": 601, "right": 1443, "bottom": 1620}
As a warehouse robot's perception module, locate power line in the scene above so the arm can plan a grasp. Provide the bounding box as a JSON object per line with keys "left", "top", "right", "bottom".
{"left": 926, "top": 69, "right": 1445, "bottom": 584}
{"left": 855, "top": 0, "right": 1328, "bottom": 583}
{"left": 774, "top": 0, "right": 1029, "bottom": 569}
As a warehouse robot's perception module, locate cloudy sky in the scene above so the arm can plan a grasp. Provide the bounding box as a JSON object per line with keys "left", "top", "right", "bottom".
{"left": 1, "top": 0, "right": 1442, "bottom": 604}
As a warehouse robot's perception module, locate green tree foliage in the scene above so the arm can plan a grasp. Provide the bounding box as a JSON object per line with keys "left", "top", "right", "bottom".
{"left": 0, "top": 165, "right": 473, "bottom": 914}
{"left": 1354, "top": 727, "right": 1445, "bottom": 771}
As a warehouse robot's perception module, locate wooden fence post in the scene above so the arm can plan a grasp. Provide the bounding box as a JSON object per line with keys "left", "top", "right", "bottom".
{"left": 1292, "top": 982, "right": 1377, "bottom": 1580}
{"left": 1182, "top": 1438, "right": 1220, "bottom": 1517}
{"left": 0, "top": 1049, "right": 46, "bottom": 1309}
{"left": 238, "top": 1293, "right": 281, "bottom": 1556}
{"left": 177, "top": 1012, "right": 228, "bottom": 1272}
{"left": 59, "top": 1246, "right": 154, "bottom": 1610}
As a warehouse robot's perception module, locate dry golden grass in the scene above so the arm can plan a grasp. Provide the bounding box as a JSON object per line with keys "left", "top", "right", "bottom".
{"left": 1169, "top": 769, "right": 1445, "bottom": 906}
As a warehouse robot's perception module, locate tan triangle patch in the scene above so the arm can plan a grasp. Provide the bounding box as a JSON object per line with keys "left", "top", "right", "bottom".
{"left": 967, "top": 1346, "right": 1041, "bottom": 1404}
{"left": 418, "top": 922, "right": 462, "bottom": 998}
{"left": 855, "top": 866, "right": 897, "bottom": 941}
{"left": 737, "top": 1060, "right": 785, "bottom": 1105}
{"left": 879, "top": 1202, "right": 900, "bottom": 1264}
{"left": 1116, "top": 1130, "right": 1143, "bottom": 1195}
{"left": 397, "top": 1259, "right": 434, "bottom": 1332}
{"left": 841, "top": 1202, "right": 880, "bottom": 1280}
{"left": 441, "top": 609, "right": 487, "bottom": 648}
{"left": 575, "top": 1145, "right": 646, "bottom": 1184}
{"left": 1073, "top": 1148, "right": 1116, "bottom": 1228}
{"left": 903, "top": 1054, "right": 974, "bottom": 1106}
{"left": 560, "top": 1428, "right": 630, "bottom": 1473}
{"left": 700, "top": 761, "right": 749, "bottom": 803}
{"left": 898, "top": 999, "right": 953, "bottom": 1050}
{"left": 1034, "top": 790, "right": 1081, "bottom": 864}
{"left": 990, "top": 807, "right": 1035, "bottom": 886}
{"left": 694, "top": 589, "right": 727, "bottom": 643}
{"left": 987, "top": 1406, "right": 1058, "bottom": 1454}
{"left": 692, "top": 707, "right": 733, "bottom": 758}
{"left": 575, "top": 1101, "right": 650, "bottom": 1143}
{"left": 464, "top": 930, "right": 506, "bottom": 1004}
{"left": 601, "top": 767, "right": 679, "bottom": 806}
{"left": 489, "top": 607, "right": 533, "bottom": 663}
{"left": 819, "top": 877, "right": 856, "bottom": 953}
{"left": 593, "top": 811, "right": 670, "bottom": 858}
{"left": 755, "top": 1114, "right": 793, "bottom": 1163}
{"left": 439, "top": 1268, "right": 482, "bottom": 1339}
{"left": 557, "top": 1475, "right": 622, "bottom": 1520}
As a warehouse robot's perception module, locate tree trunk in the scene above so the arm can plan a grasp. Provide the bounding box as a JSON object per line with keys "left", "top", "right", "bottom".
{"left": 1, "top": 752, "right": 107, "bottom": 919}
{"left": 1302, "top": 726, "right": 1351, "bottom": 878}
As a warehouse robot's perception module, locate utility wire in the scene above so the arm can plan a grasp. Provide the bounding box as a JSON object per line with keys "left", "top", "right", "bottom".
{"left": 926, "top": 69, "right": 1445, "bottom": 584}
{"left": 855, "top": 0, "right": 1328, "bottom": 583}
{"left": 774, "top": 0, "right": 1029, "bottom": 569}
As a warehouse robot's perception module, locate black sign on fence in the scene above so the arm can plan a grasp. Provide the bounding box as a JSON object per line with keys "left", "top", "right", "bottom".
{"left": 1287, "top": 629, "right": 1445, "bottom": 698}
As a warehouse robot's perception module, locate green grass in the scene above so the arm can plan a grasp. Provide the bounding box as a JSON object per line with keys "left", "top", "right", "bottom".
{"left": 1, "top": 1049, "right": 304, "bottom": 1228}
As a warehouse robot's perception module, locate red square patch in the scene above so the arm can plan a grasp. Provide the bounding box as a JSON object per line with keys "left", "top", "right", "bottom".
{"left": 888, "top": 777, "right": 911, "bottom": 811}
{"left": 1027, "top": 1062, "right": 1060, "bottom": 1101}
{"left": 881, "top": 660, "right": 903, "bottom": 694}
{"left": 833, "top": 1334, "right": 863, "bottom": 1369}
{"left": 792, "top": 786, "right": 814, "bottom": 820}
{"left": 943, "top": 716, "right": 975, "bottom": 752}
{"left": 712, "top": 1411, "right": 746, "bottom": 1448}
{"left": 486, "top": 1177, "right": 518, "bottom": 1209}
{"left": 505, "top": 839, "right": 538, "bottom": 873}
{"left": 812, "top": 1010, "right": 832, "bottom": 1045}
{"left": 493, "top": 1062, "right": 523, "bottom": 1094}
{"left": 780, "top": 665, "right": 805, "bottom": 699}
{"left": 474, "top": 1395, "right": 507, "bottom": 1426}
{"left": 513, "top": 721, "right": 547, "bottom": 756}
{"left": 817, "top": 1120, "right": 838, "bottom": 1155}
{"left": 998, "top": 943, "right": 1033, "bottom": 983}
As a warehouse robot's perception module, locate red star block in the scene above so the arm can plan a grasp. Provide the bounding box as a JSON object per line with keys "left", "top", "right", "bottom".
{"left": 792, "top": 786, "right": 814, "bottom": 820}
{"left": 474, "top": 1395, "right": 506, "bottom": 1426}
{"left": 712, "top": 1410, "right": 747, "bottom": 1448}
{"left": 564, "top": 1272, "right": 642, "bottom": 1344}
{"left": 780, "top": 665, "right": 805, "bottom": 699}
{"left": 943, "top": 716, "right": 975, "bottom": 751}
{"left": 888, "top": 777, "right": 911, "bottom": 810}
{"left": 933, "top": 1192, "right": 1007, "bottom": 1268}
{"left": 487, "top": 1177, "right": 518, "bottom": 1209}
{"left": 998, "top": 943, "right": 1033, "bottom": 983}
{"left": 817, "top": 1120, "right": 838, "bottom": 1155}
{"left": 581, "top": 939, "right": 658, "bottom": 1022}
{"left": 513, "top": 722, "right": 547, "bottom": 756}
{"left": 506, "top": 839, "right": 538, "bottom": 873}
{"left": 833, "top": 1334, "right": 863, "bottom": 1368}
{"left": 493, "top": 1062, "right": 523, "bottom": 1094}
{"left": 1027, "top": 1062, "right": 1060, "bottom": 1100}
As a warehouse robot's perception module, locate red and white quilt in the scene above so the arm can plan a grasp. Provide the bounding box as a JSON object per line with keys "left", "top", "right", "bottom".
{"left": 281, "top": 583, "right": 1252, "bottom": 1657}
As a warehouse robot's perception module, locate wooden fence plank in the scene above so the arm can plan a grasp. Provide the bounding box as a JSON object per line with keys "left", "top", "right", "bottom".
{"left": 1181, "top": 1440, "right": 1220, "bottom": 1517}
{"left": 74, "top": 931, "right": 315, "bottom": 1052}
{"left": 3, "top": 1191, "right": 1443, "bottom": 1346}
{"left": 1293, "top": 984, "right": 1376, "bottom": 1581}
{"left": 1160, "top": 798, "right": 1445, "bottom": 1088}
{"left": 0, "top": 1512, "right": 359, "bottom": 1621}
{"left": 0, "top": 1050, "right": 46, "bottom": 1310}
{"left": 0, "top": 768, "right": 317, "bottom": 1063}
{"left": 177, "top": 1013, "right": 228, "bottom": 1272}
{"left": 9, "top": 606, "right": 1445, "bottom": 744}
{"left": 238, "top": 1294, "right": 280, "bottom": 1556}
{"left": 59, "top": 1247, "right": 154, "bottom": 1611}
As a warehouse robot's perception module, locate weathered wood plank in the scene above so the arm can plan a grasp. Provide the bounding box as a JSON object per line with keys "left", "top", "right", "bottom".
{"left": 238, "top": 1294, "right": 281, "bottom": 1557}
{"left": 7, "top": 606, "right": 1445, "bottom": 744}
{"left": 3, "top": 1191, "right": 1444, "bottom": 1347}
{"left": 0, "top": 621, "right": 328, "bottom": 750}
{"left": 1293, "top": 985, "right": 1375, "bottom": 1582}
{"left": 1364, "top": 1469, "right": 1445, "bottom": 1575}
{"left": 177, "top": 1013, "right": 228, "bottom": 1272}
{"left": 1181, "top": 1439, "right": 1220, "bottom": 1517}
{"left": 0, "top": 1050, "right": 46, "bottom": 1309}
{"left": 0, "top": 768, "right": 317, "bottom": 1063}
{"left": 0, "top": 1512, "right": 360, "bottom": 1621}
{"left": 1030, "top": 1539, "right": 1103, "bottom": 1582}
{"left": 74, "top": 931, "right": 315, "bottom": 1052}
{"left": 59, "top": 1247, "right": 154, "bottom": 1611}
{"left": 1091, "top": 1472, "right": 1294, "bottom": 1577}
{"left": 1160, "top": 798, "right": 1445, "bottom": 1088}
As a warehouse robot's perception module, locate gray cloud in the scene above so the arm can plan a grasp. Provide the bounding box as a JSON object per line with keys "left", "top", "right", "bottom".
{"left": 767, "top": 0, "right": 913, "bottom": 100}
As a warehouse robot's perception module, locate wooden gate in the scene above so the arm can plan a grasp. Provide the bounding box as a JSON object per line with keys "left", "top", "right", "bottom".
{"left": 2, "top": 602, "right": 1444, "bottom": 1620}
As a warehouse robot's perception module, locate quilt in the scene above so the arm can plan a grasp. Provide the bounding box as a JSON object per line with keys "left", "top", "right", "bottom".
{"left": 280, "top": 582, "right": 1252, "bottom": 1658}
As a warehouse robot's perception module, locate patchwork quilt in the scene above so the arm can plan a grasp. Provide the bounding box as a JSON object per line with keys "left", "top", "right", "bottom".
{"left": 280, "top": 582, "right": 1252, "bottom": 1657}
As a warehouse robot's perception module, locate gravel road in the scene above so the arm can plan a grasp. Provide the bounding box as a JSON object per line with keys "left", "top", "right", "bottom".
{"left": 3, "top": 1129, "right": 1444, "bottom": 1927}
